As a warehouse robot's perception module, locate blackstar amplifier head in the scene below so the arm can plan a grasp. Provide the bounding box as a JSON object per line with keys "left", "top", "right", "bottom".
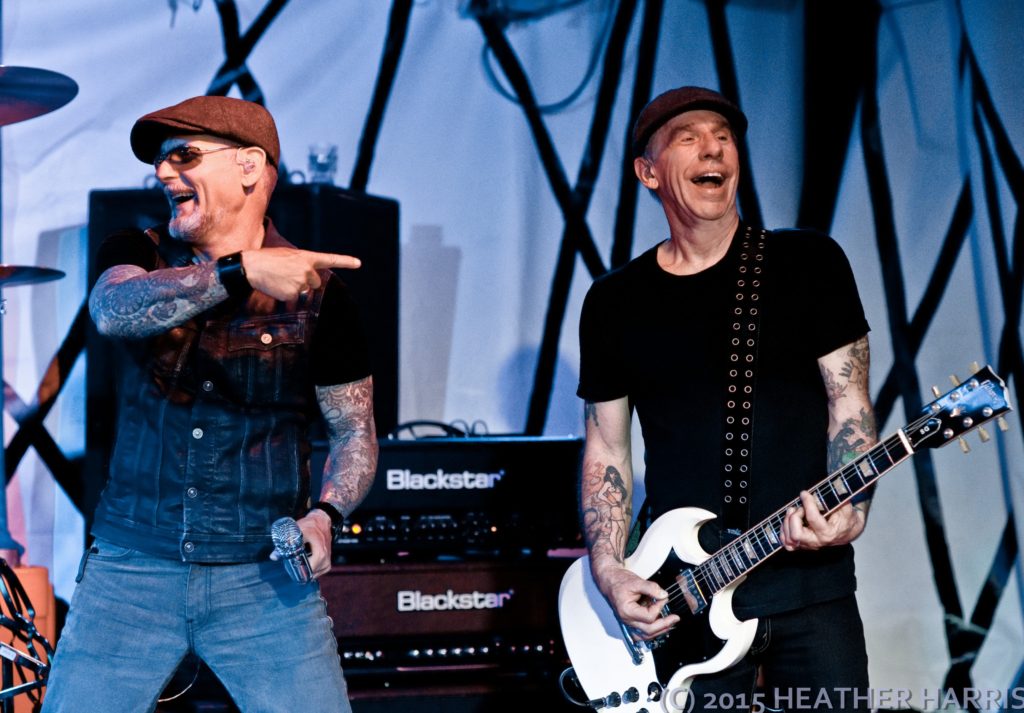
{"left": 312, "top": 436, "right": 585, "bottom": 560}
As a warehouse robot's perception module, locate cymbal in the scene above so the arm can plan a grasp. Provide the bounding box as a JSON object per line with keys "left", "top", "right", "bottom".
{"left": 0, "top": 66, "right": 78, "bottom": 127}
{"left": 0, "top": 265, "right": 65, "bottom": 288}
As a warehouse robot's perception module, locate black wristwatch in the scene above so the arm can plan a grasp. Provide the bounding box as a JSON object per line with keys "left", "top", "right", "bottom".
{"left": 216, "top": 251, "right": 252, "bottom": 298}
{"left": 311, "top": 501, "right": 345, "bottom": 534}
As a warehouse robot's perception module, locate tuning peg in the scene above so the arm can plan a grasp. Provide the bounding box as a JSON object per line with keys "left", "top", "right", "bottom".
{"left": 970, "top": 361, "right": 981, "bottom": 373}
{"left": 958, "top": 437, "right": 971, "bottom": 453}
{"left": 931, "top": 385, "right": 941, "bottom": 397}
{"left": 949, "top": 374, "right": 962, "bottom": 386}
{"left": 977, "top": 425, "right": 991, "bottom": 442}
{"left": 998, "top": 416, "right": 1010, "bottom": 432}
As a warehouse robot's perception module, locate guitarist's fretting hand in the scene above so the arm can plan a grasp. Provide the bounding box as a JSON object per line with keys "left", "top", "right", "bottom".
{"left": 593, "top": 564, "right": 680, "bottom": 641}
{"left": 781, "top": 490, "right": 868, "bottom": 551}
{"left": 781, "top": 336, "right": 876, "bottom": 552}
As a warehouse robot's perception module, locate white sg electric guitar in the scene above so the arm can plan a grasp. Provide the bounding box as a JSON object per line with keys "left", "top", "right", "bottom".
{"left": 558, "top": 365, "right": 1012, "bottom": 712}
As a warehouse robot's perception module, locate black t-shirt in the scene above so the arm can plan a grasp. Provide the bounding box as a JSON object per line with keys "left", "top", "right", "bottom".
{"left": 94, "top": 228, "right": 371, "bottom": 386}
{"left": 577, "top": 225, "right": 870, "bottom": 618}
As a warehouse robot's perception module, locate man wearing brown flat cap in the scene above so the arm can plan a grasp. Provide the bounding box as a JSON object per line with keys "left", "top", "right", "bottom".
{"left": 571, "top": 86, "right": 877, "bottom": 711}
{"left": 42, "top": 96, "right": 376, "bottom": 713}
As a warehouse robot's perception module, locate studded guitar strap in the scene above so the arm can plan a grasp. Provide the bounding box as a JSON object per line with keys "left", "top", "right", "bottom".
{"left": 719, "top": 225, "right": 769, "bottom": 542}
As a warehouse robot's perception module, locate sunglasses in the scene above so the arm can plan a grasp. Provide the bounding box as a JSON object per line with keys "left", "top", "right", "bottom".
{"left": 153, "top": 144, "right": 238, "bottom": 170}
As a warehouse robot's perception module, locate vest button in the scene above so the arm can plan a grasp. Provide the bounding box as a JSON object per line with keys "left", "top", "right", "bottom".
{"left": 186, "top": 487, "right": 198, "bottom": 498}
{"left": 202, "top": 380, "right": 214, "bottom": 392}
{"left": 260, "top": 333, "right": 273, "bottom": 345}
{"left": 183, "top": 542, "right": 195, "bottom": 553}
{"left": 192, "top": 428, "right": 204, "bottom": 439}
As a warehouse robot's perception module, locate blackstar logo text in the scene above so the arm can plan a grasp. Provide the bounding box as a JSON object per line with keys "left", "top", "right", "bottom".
{"left": 386, "top": 468, "right": 503, "bottom": 490}
{"left": 396, "top": 589, "right": 514, "bottom": 612}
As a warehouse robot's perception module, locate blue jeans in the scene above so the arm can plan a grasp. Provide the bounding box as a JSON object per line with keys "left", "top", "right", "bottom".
{"left": 42, "top": 539, "right": 351, "bottom": 713}
{"left": 687, "top": 595, "right": 870, "bottom": 713}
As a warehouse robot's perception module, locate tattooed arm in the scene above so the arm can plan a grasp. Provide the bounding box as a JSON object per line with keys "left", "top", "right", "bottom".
{"left": 297, "top": 376, "right": 378, "bottom": 577}
{"left": 581, "top": 398, "right": 633, "bottom": 576}
{"left": 582, "top": 397, "right": 679, "bottom": 639}
{"left": 782, "top": 336, "right": 879, "bottom": 550}
{"left": 90, "top": 247, "right": 363, "bottom": 339}
{"left": 89, "top": 263, "right": 228, "bottom": 339}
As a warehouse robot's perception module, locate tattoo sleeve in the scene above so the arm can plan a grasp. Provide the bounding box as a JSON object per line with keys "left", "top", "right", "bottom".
{"left": 579, "top": 399, "right": 633, "bottom": 570}
{"left": 89, "top": 263, "right": 228, "bottom": 338}
{"left": 819, "top": 336, "right": 879, "bottom": 511}
{"left": 826, "top": 407, "right": 878, "bottom": 473}
{"left": 316, "top": 376, "right": 379, "bottom": 517}
{"left": 580, "top": 461, "right": 632, "bottom": 567}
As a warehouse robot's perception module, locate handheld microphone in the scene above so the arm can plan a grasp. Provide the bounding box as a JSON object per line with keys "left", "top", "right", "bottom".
{"left": 271, "top": 517, "right": 314, "bottom": 584}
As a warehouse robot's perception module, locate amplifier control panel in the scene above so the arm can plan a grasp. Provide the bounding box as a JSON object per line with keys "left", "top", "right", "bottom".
{"left": 340, "top": 632, "right": 566, "bottom": 687}
{"left": 315, "top": 436, "right": 584, "bottom": 558}
{"left": 333, "top": 510, "right": 575, "bottom": 559}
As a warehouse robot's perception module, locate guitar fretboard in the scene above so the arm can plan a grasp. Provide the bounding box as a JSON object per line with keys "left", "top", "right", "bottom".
{"left": 688, "top": 431, "right": 913, "bottom": 599}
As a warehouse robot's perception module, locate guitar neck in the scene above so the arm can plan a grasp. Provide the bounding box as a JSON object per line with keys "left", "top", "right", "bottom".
{"left": 670, "top": 365, "right": 1008, "bottom": 615}
{"left": 693, "top": 429, "right": 915, "bottom": 598}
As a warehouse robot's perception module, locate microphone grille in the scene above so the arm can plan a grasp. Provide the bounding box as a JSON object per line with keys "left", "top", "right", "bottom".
{"left": 271, "top": 516, "right": 304, "bottom": 555}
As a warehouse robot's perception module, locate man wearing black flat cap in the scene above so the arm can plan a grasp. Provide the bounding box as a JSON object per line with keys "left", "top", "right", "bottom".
{"left": 43, "top": 96, "right": 377, "bottom": 712}
{"left": 575, "top": 86, "right": 877, "bottom": 710}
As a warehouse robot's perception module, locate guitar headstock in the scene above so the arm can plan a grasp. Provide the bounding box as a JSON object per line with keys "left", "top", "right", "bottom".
{"left": 904, "top": 364, "right": 1012, "bottom": 451}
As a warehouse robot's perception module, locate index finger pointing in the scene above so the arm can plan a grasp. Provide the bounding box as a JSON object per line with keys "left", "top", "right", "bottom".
{"left": 312, "top": 253, "right": 362, "bottom": 270}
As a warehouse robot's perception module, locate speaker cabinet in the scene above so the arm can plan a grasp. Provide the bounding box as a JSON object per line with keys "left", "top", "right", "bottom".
{"left": 155, "top": 558, "right": 581, "bottom": 712}
{"left": 321, "top": 558, "right": 580, "bottom": 710}
{"left": 85, "top": 184, "right": 399, "bottom": 527}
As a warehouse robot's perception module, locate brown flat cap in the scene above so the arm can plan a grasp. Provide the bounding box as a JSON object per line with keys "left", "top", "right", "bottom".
{"left": 130, "top": 95, "right": 281, "bottom": 168}
{"left": 631, "top": 85, "right": 747, "bottom": 157}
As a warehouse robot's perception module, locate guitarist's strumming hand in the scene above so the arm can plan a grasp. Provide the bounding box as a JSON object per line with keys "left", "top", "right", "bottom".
{"left": 781, "top": 490, "right": 868, "bottom": 551}
{"left": 592, "top": 563, "right": 680, "bottom": 641}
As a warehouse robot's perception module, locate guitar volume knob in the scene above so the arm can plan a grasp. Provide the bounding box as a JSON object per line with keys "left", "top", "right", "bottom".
{"left": 623, "top": 687, "right": 640, "bottom": 703}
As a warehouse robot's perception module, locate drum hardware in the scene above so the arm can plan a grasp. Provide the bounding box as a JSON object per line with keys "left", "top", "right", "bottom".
{"left": 0, "top": 64, "right": 77, "bottom": 712}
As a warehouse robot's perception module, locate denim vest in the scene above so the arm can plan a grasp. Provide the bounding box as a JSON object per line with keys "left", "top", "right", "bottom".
{"left": 92, "top": 222, "right": 328, "bottom": 563}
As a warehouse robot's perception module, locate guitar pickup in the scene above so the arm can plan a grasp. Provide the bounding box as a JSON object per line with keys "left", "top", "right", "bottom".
{"left": 677, "top": 568, "right": 708, "bottom": 614}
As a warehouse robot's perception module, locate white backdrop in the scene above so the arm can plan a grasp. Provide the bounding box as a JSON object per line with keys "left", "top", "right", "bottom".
{"left": 1, "top": 0, "right": 1021, "bottom": 705}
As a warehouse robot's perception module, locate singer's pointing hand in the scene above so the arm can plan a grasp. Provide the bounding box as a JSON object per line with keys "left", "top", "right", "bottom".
{"left": 240, "top": 247, "right": 361, "bottom": 302}
{"left": 297, "top": 509, "right": 334, "bottom": 578}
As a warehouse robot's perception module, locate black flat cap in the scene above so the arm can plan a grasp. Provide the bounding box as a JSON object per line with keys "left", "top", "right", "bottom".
{"left": 130, "top": 95, "right": 280, "bottom": 168}
{"left": 631, "top": 85, "right": 747, "bottom": 157}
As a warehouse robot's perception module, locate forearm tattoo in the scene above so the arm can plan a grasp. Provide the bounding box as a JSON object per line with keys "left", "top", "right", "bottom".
{"left": 820, "top": 336, "right": 878, "bottom": 472}
{"left": 317, "top": 377, "right": 378, "bottom": 517}
{"left": 89, "top": 263, "right": 227, "bottom": 338}
{"left": 584, "top": 401, "right": 599, "bottom": 427}
{"left": 581, "top": 462, "right": 631, "bottom": 565}
{"left": 827, "top": 407, "right": 878, "bottom": 471}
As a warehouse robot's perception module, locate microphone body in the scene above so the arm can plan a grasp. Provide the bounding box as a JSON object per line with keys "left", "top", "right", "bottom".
{"left": 271, "top": 516, "right": 314, "bottom": 584}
